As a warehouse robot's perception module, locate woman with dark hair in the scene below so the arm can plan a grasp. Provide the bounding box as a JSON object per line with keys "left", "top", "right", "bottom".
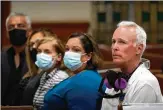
{"left": 42, "top": 32, "right": 103, "bottom": 110}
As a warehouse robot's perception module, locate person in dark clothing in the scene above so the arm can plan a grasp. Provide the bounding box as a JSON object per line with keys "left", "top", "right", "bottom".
{"left": 1, "top": 12, "right": 32, "bottom": 105}
{"left": 20, "top": 71, "right": 44, "bottom": 105}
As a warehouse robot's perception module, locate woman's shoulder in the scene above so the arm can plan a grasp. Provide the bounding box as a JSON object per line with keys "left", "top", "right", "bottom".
{"left": 24, "top": 74, "right": 42, "bottom": 90}
{"left": 78, "top": 70, "right": 102, "bottom": 81}
{"left": 26, "top": 73, "right": 43, "bottom": 85}
{"left": 19, "top": 76, "right": 31, "bottom": 90}
{"left": 56, "top": 70, "right": 69, "bottom": 79}
{"left": 46, "top": 77, "right": 71, "bottom": 99}
{"left": 81, "top": 69, "right": 99, "bottom": 76}
{"left": 85, "top": 69, "right": 98, "bottom": 73}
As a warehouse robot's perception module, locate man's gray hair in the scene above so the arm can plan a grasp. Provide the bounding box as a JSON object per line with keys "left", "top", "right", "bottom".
{"left": 6, "top": 12, "right": 31, "bottom": 30}
{"left": 117, "top": 21, "right": 147, "bottom": 54}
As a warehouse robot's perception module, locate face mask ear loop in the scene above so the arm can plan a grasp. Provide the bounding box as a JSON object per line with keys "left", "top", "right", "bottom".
{"left": 82, "top": 53, "right": 91, "bottom": 64}
{"left": 83, "top": 60, "right": 88, "bottom": 64}
{"left": 53, "top": 52, "right": 62, "bottom": 61}
{"left": 52, "top": 54, "right": 58, "bottom": 61}
{"left": 52, "top": 54, "right": 60, "bottom": 67}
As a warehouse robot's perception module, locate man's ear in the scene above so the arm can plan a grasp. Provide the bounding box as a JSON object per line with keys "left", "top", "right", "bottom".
{"left": 136, "top": 44, "right": 143, "bottom": 55}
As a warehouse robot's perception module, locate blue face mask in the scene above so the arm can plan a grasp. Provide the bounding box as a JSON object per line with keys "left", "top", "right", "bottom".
{"left": 63, "top": 51, "right": 85, "bottom": 71}
{"left": 35, "top": 53, "right": 56, "bottom": 70}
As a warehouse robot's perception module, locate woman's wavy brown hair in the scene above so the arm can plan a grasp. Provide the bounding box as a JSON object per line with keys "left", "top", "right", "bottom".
{"left": 25, "top": 28, "right": 57, "bottom": 78}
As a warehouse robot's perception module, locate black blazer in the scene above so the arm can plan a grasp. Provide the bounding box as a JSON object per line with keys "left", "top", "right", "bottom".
{"left": 1, "top": 47, "right": 28, "bottom": 105}
{"left": 20, "top": 71, "right": 44, "bottom": 105}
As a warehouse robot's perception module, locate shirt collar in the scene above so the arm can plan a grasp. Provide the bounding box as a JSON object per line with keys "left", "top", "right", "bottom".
{"left": 128, "top": 58, "right": 150, "bottom": 85}
{"left": 45, "top": 68, "right": 58, "bottom": 79}
{"left": 140, "top": 58, "right": 150, "bottom": 69}
{"left": 8, "top": 46, "right": 26, "bottom": 57}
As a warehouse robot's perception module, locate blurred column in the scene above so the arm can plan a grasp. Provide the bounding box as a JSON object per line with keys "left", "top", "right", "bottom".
{"left": 128, "top": 1, "right": 135, "bottom": 21}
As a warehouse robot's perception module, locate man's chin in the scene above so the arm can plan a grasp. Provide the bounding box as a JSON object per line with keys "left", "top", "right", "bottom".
{"left": 113, "top": 60, "right": 123, "bottom": 66}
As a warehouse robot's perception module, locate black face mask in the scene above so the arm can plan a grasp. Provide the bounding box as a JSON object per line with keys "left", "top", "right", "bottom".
{"left": 9, "top": 29, "right": 27, "bottom": 46}
{"left": 29, "top": 48, "right": 37, "bottom": 63}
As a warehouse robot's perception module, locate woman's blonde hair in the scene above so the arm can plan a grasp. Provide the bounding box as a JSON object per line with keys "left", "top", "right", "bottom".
{"left": 36, "top": 36, "right": 69, "bottom": 73}
{"left": 25, "top": 28, "right": 57, "bottom": 78}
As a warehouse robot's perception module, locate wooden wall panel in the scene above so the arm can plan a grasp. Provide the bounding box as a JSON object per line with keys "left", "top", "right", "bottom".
{"left": 135, "top": 2, "right": 142, "bottom": 25}
{"left": 2, "top": 22, "right": 89, "bottom": 48}
{"left": 1, "top": 1, "right": 11, "bottom": 48}
{"left": 150, "top": 2, "right": 158, "bottom": 44}
{"left": 32, "top": 22, "right": 89, "bottom": 43}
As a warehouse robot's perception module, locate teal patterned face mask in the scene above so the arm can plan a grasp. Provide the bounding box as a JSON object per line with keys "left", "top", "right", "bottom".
{"left": 35, "top": 53, "right": 56, "bottom": 70}
{"left": 63, "top": 51, "right": 86, "bottom": 71}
